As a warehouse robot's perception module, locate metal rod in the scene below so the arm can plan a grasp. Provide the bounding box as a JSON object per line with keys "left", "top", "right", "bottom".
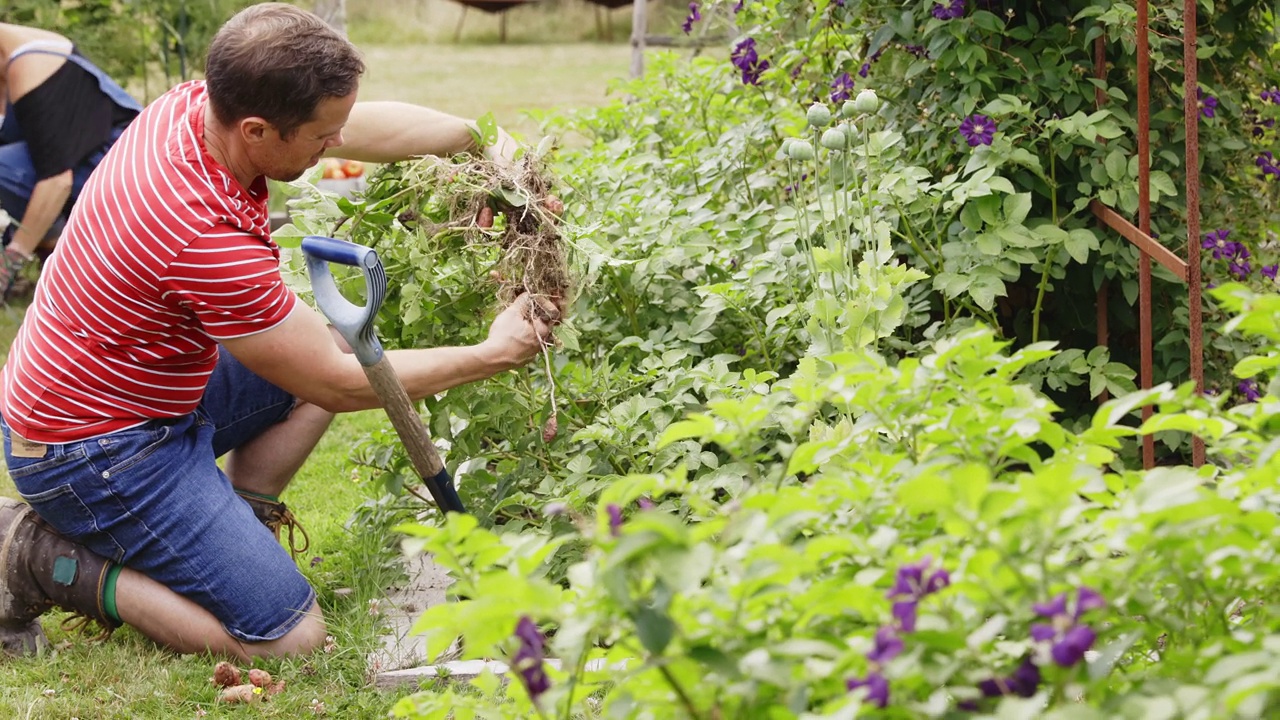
{"left": 1137, "top": 0, "right": 1155, "bottom": 469}
{"left": 1184, "top": 0, "right": 1206, "bottom": 466}
{"left": 1091, "top": 202, "right": 1188, "bottom": 280}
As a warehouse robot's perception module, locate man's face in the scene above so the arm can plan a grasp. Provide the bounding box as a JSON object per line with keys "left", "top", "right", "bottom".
{"left": 253, "top": 91, "right": 357, "bottom": 182}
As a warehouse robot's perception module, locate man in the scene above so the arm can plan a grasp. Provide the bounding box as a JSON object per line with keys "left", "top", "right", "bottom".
{"left": 0, "top": 3, "right": 551, "bottom": 659}
{"left": 0, "top": 21, "right": 142, "bottom": 298}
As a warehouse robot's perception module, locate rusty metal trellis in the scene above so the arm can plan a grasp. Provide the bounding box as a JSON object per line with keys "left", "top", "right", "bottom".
{"left": 1091, "top": 0, "right": 1205, "bottom": 469}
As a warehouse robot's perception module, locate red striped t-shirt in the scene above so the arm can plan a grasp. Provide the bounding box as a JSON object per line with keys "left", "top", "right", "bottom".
{"left": 0, "top": 81, "right": 297, "bottom": 443}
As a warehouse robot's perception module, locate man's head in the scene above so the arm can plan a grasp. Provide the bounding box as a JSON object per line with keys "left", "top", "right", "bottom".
{"left": 205, "top": 3, "right": 365, "bottom": 180}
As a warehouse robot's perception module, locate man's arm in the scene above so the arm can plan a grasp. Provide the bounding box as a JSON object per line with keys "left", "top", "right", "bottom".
{"left": 220, "top": 294, "right": 553, "bottom": 413}
{"left": 8, "top": 171, "right": 71, "bottom": 255}
{"left": 331, "top": 101, "right": 519, "bottom": 164}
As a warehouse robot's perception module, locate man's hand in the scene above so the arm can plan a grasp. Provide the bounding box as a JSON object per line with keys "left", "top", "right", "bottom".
{"left": 480, "top": 294, "right": 557, "bottom": 370}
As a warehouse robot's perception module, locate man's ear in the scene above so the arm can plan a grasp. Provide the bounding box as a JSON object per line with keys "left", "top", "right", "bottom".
{"left": 239, "top": 116, "right": 270, "bottom": 145}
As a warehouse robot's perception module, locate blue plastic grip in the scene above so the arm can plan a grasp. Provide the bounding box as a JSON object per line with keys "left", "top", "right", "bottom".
{"left": 301, "top": 236, "right": 387, "bottom": 367}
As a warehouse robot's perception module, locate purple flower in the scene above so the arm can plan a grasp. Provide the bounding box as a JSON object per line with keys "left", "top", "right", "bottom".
{"left": 681, "top": 2, "right": 701, "bottom": 34}
{"left": 830, "top": 72, "right": 854, "bottom": 103}
{"left": 1031, "top": 587, "right": 1104, "bottom": 668}
{"left": 846, "top": 672, "right": 890, "bottom": 708}
{"left": 637, "top": 496, "right": 655, "bottom": 510}
{"left": 886, "top": 557, "right": 950, "bottom": 632}
{"left": 1229, "top": 260, "right": 1252, "bottom": 278}
{"left": 606, "top": 503, "right": 623, "bottom": 536}
{"left": 1198, "top": 89, "right": 1218, "bottom": 119}
{"left": 783, "top": 172, "right": 809, "bottom": 195}
{"left": 977, "top": 656, "right": 1042, "bottom": 699}
{"left": 904, "top": 44, "right": 929, "bottom": 59}
{"left": 1262, "top": 264, "right": 1278, "bottom": 280}
{"left": 867, "top": 626, "right": 904, "bottom": 664}
{"left": 512, "top": 616, "right": 551, "bottom": 700}
{"left": 733, "top": 0, "right": 744, "bottom": 13}
{"left": 958, "top": 114, "right": 996, "bottom": 147}
{"left": 932, "top": 0, "right": 965, "bottom": 20}
{"left": 1239, "top": 378, "right": 1262, "bottom": 402}
{"left": 1262, "top": 88, "right": 1280, "bottom": 104}
{"left": 1257, "top": 152, "right": 1280, "bottom": 180}
{"left": 1201, "top": 229, "right": 1236, "bottom": 260}
{"left": 730, "top": 37, "right": 770, "bottom": 86}
{"left": 858, "top": 48, "right": 884, "bottom": 78}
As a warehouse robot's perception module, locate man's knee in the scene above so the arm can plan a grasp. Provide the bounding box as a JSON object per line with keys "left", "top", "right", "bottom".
{"left": 247, "top": 602, "right": 327, "bottom": 658}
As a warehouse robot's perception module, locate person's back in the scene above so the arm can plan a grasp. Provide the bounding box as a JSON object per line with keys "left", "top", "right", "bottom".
{"left": 4, "top": 80, "right": 291, "bottom": 443}
{"left": 0, "top": 22, "right": 141, "bottom": 300}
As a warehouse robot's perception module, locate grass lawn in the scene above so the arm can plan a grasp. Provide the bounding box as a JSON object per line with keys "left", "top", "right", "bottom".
{"left": 0, "top": 10, "right": 652, "bottom": 712}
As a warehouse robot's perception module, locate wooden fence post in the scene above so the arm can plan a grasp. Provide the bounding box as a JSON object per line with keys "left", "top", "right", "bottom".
{"left": 630, "top": 0, "right": 647, "bottom": 78}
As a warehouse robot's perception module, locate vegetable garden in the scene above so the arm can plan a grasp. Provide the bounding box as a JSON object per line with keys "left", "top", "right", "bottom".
{"left": 269, "top": 1, "right": 1280, "bottom": 717}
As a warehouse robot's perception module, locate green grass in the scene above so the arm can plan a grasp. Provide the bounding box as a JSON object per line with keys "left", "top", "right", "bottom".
{"left": 0, "top": 3, "right": 654, "bottom": 711}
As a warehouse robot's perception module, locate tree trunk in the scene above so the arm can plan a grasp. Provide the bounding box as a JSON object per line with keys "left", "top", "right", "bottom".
{"left": 313, "top": 0, "right": 348, "bottom": 36}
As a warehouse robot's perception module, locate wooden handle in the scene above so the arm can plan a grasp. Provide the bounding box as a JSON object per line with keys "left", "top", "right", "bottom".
{"left": 363, "top": 356, "right": 456, "bottom": 504}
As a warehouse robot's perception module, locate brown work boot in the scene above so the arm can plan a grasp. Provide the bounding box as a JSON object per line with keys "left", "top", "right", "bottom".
{"left": 0, "top": 498, "right": 118, "bottom": 655}
{"left": 236, "top": 491, "right": 310, "bottom": 558}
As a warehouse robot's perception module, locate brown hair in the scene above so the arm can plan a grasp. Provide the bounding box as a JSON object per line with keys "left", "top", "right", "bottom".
{"left": 205, "top": 3, "right": 365, "bottom": 138}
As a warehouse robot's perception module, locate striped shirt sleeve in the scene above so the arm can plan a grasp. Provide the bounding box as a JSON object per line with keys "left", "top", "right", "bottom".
{"left": 162, "top": 225, "right": 297, "bottom": 339}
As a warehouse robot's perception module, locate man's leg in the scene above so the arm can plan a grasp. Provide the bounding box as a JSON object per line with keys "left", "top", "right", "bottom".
{"left": 115, "top": 568, "right": 326, "bottom": 660}
{"left": 0, "top": 497, "right": 326, "bottom": 660}
{"left": 223, "top": 401, "right": 334, "bottom": 498}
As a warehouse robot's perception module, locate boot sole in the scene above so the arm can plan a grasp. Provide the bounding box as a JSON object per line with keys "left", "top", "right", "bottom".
{"left": 0, "top": 498, "right": 36, "bottom": 625}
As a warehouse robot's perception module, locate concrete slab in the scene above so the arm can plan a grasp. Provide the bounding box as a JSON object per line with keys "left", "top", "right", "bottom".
{"left": 368, "top": 551, "right": 455, "bottom": 678}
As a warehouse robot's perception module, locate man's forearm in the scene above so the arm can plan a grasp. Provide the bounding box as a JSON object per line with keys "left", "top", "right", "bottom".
{"left": 10, "top": 171, "right": 72, "bottom": 255}
{"left": 334, "top": 101, "right": 517, "bottom": 163}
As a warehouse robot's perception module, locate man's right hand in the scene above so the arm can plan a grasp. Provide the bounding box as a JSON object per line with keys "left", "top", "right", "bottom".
{"left": 479, "top": 294, "right": 558, "bottom": 371}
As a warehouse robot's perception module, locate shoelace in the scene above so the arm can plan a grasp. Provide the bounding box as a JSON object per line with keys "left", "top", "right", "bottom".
{"left": 60, "top": 614, "right": 114, "bottom": 643}
{"left": 270, "top": 507, "right": 311, "bottom": 558}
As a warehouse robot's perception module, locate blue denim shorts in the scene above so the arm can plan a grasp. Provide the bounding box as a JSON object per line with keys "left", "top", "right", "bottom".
{"left": 0, "top": 349, "right": 316, "bottom": 642}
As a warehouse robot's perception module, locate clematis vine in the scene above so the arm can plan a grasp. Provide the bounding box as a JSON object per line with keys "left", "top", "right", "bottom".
{"left": 1031, "top": 586, "right": 1105, "bottom": 667}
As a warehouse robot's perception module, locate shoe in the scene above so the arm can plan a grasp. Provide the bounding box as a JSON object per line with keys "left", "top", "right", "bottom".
{"left": 0, "top": 498, "right": 117, "bottom": 655}
{"left": 236, "top": 491, "right": 311, "bottom": 558}
{"left": 0, "top": 247, "right": 33, "bottom": 302}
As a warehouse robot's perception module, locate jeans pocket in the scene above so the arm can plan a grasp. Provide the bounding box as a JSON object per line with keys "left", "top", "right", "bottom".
{"left": 18, "top": 484, "right": 126, "bottom": 562}
{"left": 96, "top": 423, "right": 172, "bottom": 475}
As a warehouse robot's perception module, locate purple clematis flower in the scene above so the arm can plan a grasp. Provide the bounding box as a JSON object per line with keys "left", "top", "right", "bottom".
{"left": 932, "top": 0, "right": 965, "bottom": 20}
{"left": 867, "top": 625, "right": 904, "bottom": 664}
{"left": 681, "top": 2, "right": 701, "bottom": 34}
{"left": 977, "top": 656, "right": 1042, "bottom": 698}
{"left": 846, "top": 672, "right": 890, "bottom": 707}
{"left": 958, "top": 114, "right": 996, "bottom": 146}
{"left": 1198, "top": 89, "right": 1218, "bottom": 119}
{"left": 512, "top": 616, "right": 551, "bottom": 700}
{"left": 1262, "top": 264, "right": 1278, "bottom": 281}
{"left": 730, "top": 37, "right": 770, "bottom": 86}
{"left": 1031, "top": 587, "right": 1104, "bottom": 668}
{"left": 606, "top": 504, "right": 623, "bottom": 536}
{"left": 1257, "top": 152, "right": 1280, "bottom": 179}
{"left": 1239, "top": 378, "right": 1263, "bottom": 402}
{"left": 1201, "top": 229, "right": 1236, "bottom": 260}
{"left": 830, "top": 72, "right": 855, "bottom": 103}
{"left": 886, "top": 557, "right": 950, "bottom": 632}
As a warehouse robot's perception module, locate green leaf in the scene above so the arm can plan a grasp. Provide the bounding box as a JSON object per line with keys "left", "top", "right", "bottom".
{"left": 633, "top": 605, "right": 675, "bottom": 655}
{"left": 473, "top": 111, "right": 500, "bottom": 148}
